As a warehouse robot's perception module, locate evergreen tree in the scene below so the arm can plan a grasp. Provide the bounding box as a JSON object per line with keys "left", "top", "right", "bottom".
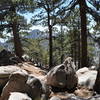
{"left": 0, "top": 0, "right": 35, "bottom": 58}
{"left": 31, "top": 0, "right": 66, "bottom": 68}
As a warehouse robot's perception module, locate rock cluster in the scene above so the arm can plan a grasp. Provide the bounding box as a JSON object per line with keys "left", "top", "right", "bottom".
{"left": 0, "top": 56, "right": 100, "bottom": 100}
{"left": 0, "top": 70, "right": 42, "bottom": 100}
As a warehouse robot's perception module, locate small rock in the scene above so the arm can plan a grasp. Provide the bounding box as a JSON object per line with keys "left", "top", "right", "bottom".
{"left": 50, "top": 96, "right": 61, "bottom": 100}
{"left": 8, "top": 92, "right": 32, "bottom": 100}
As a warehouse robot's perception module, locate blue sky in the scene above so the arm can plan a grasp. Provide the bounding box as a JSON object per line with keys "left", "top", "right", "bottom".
{"left": 23, "top": 0, "right": 96, "bottom": 31}
{"left": 22, "top": 13, "right": 33, "bottom": 23}
{"left": 0, "top": 0, "right": 97, "bottom": 43}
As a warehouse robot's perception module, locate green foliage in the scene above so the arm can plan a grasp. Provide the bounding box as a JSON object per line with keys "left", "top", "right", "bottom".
{"left": 23, "top": 38, "right": 49, "bottom": 66}
{"left": 31, "top": 0, "right": 67, "bottom": 26}
{"left": 0, "top": 0, "right": 34, "bottom": 52}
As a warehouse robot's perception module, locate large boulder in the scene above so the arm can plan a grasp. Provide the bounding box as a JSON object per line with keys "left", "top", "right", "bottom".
{"left": 8, "top": 92, "right": 32, "bottom": 100}
{"left": 0, "top": 70, "right": 42, "bottom": 100}
{"left": 76, "top": 67, "right": 97, "bottom": 89}
{"left": 0, "top": 49, "right": 21, "bottom": 66}
{"left": 0, "top": 65, "right": 22, "bottom": 94}
{"left": 46, "top": 57, "right": 78, "bottom": 92}
{"left": 0, "top": 70, "right": 28, "bottom": 100}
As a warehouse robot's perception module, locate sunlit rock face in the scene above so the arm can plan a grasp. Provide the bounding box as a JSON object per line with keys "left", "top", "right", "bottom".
{"left": 0, "top": 65, "right": 23, "bottom": 95}
{"left": 8, "top": 92, "right": 32, "bottom": 100}
{"left": 46, "top": 57, "right": 78, "bottom": 92}
{"left": 0, "top": 70, "right": 28, "bottom": 100}
{"left": 50, "top": 96, "right": 61, "bottom": 100}
{"left": 76, "top": 67, "right": 97, "bottom": 89}
{"left": 0, "top": 70, "right": 42, "bottom": 100}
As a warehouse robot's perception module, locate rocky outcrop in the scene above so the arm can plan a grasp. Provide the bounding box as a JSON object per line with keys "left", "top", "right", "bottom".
{"left": 46, "top": 57, "right": 78, "bottom": 92}
{"left": 76, "top": 67, "right": 97, "bottom": 89}
{"left": 0, "top": 59, "right": 100, "bottom": 100}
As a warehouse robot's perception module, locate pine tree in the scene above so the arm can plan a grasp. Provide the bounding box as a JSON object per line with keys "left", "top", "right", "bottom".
{"left": 31, "top": 0, "right": 66, "bottom": 68}
{"left": 0, "top": 0, "right": 35, "bottom": 58}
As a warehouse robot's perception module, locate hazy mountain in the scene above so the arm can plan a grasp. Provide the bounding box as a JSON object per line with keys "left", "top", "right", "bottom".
{"left": 26, "top": 29, "right": 48, "bottom": 39}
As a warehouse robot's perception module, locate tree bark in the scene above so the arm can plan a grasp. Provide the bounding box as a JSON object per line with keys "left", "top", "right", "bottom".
{"left": 93, "top": 42, "right": 100, "bottom": 93}
{"left": 48, "top": 25, "right": 53, "bottom": 68}
{"left": 77, "top": 19, "right": 81, "bottom": 69}
{"left": 11, "top": 6, "right": 23, "bottom": 59}
{"left": 93, "top": 67, "right": 100, "bottom": 93}
{"left": 60, "top": 25, "right": 64, "bottom": 63}
{"left": 73, "top": 29, "right": 77, "bottom": 65}
{"left": 47, "top": 9, "right": 53, "bottom": 68}
{"left": 12, "top": 21, "right": 23, "bottom": 59}
{"left": 78, "top": 33, "right": 81, "bottom": 69}
{"left": 78, "top": 0, "right": 88, "bottom": 67}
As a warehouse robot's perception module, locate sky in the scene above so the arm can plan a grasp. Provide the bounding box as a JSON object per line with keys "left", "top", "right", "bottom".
{"left": 23, "top": 12, "right": 47, "bottom": 31}
{"left": 0, "top": 0, "right": 98, "bottom": 43}
{"left": 23, "top": 0, "right": 96, "bottom": 31}
{"left": 23, "top": 0, "right": 72, "bottom": 31}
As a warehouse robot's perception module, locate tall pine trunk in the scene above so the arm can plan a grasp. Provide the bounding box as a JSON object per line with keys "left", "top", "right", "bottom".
{"left": 77, "top": 19, "right": 81, "bottom": 69}
{"left": 60, "top": 25, "right": 64, "bottom": 63}
{"left": 78, "top": 33, "right": 81, "bottom": 69}
{"left": 47, "top": 9, "right": 53, "bottom": 68}
{"left": 73, "top": 29, "right": 77, "bottom": 65}
{"left": 11, "top": 6, "right": 23, "bottom": 59}
{"left": 12, "top": 21, "right": 23, "bottom": 59}
{"left": 79, "top": 0, "right": 88, "bottom": 67}
{"left": 49, "top": 25, "right": 53, "bottom": 68}
{"left": 94, "top": 42, "right": 100, "bottom": 93}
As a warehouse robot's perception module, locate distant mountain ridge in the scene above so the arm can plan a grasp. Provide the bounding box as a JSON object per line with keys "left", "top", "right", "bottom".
{"left": 0, "top": 29, "right": 49, "bottom": 51}
{"left": 25, "top": 29, "right": 48, "bottom": 39}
